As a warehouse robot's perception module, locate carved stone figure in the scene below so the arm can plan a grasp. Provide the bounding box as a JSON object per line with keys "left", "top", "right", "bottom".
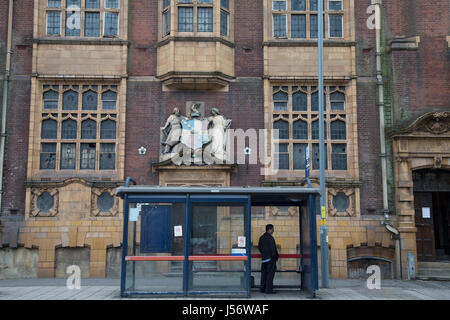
{"left": 161, "top": 107, "right": 183, "bottom": 154}
{"left": 207, "top": 108, "right": 232, "bottom": 161}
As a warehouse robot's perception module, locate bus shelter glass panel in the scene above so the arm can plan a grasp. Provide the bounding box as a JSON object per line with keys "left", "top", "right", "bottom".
{"left": 189, "top": 203, "right": 248, "bottom": 293}
{"left": 124, "top": 202, "right": 185, "bottom": 294}
{"left": 250, "top": 206, "right": 301, "bottom": 290}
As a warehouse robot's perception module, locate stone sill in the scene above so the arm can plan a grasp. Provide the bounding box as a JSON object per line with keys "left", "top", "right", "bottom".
{"left": 388, "top": 36, "right": 420, "bottom": 52}
{"left": 263, "top": 40, "right": 356, "bottom": 47}
{"left": 33, "top": 37, "right": 129, "bottom": 46}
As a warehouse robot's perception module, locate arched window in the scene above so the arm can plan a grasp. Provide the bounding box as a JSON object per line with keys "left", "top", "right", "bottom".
{"left": 101, "top": 119, "right": 116, "bottom": 139}
{"left": 81, "top": 119, "right": 97, "bottom": 139}
{"left": 331, "top": 120, "right": 346, "bottom": 140}
{"left": 273, "top": 119, "right": 289, "bottom": 139}
{"left": 293, "top": 119, "right": 308, "bottom": 139}
{"left": 61, "top": 119, "right": 77, "bottom": 139}
{"left": 82, "top": 90, "right": 98, "bottom": 110}
{"left": 41, "top": 119, "right": 58, "bottom": 139}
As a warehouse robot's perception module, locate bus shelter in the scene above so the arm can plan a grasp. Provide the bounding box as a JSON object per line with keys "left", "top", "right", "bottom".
{"left": 115, "top": 179, "right": 320, "bottom": 298}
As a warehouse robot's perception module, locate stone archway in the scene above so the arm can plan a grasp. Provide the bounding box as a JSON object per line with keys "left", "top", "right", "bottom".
{"left": 392, "top": 112, "right": 450, "bottom": 278}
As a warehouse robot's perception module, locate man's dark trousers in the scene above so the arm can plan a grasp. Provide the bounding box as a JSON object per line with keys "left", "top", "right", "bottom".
{"left": 260, "top": 259, "right": 276, "bottom": 293}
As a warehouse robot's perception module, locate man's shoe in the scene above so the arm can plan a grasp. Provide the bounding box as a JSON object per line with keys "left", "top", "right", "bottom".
{"left": 265, "top": 290, "right": 277, "bottom": 294}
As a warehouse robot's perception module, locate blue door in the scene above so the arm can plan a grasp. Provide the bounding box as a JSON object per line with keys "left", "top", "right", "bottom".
{"left": 140, "top": 205, "right": 172, "bottom": 253}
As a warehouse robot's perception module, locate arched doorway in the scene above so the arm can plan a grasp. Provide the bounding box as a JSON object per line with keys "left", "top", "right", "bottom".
{"left": 413, "top": 169, "right": 450, "bottom": 261}
{"left": 392, "top": 111, "right": 450, "bottom": 277}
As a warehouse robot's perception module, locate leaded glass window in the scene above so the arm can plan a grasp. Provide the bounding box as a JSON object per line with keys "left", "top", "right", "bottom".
{"left": 312, "top": 120, "right": 327, "bottom": 139}
{"left": 65, "top": 10, "right": 81, "bottom": 36}
{"left": 312, "top": 143, "right": 327, "bottom": 170}
{"left": 311, "top": 89, "right": 326, "bottom": 111}
{"left": 39, "top": 84, "right": 119, "bottom": 171}
{"left": 292, "top": 0, "right": 306, "bottom": 11}
{"left": 197, "top": 7, "right": 213, "bottom": 32}
{"left": 105, "top": 0, "right": 119, "bottom": 9}
{"left": 271, "top": 85, "right": 347, "bottom": 171}
{"left": 37, "top": 192, "right": 55, "bottom": 213}
{"left": 81, "top": 119, "right": 97, "bottom": 139}
{"left": 292, "top": 14, "right": 306, "bottom": 38}
{"left": 330, "top": 120, "right": 346, "bottom": 140}
{"left": 85, "top": 12, "right": 100, "bottom": 37}
{"left": 163, "top": 9, "right": 171, "bottom": 36}
{"left": 63, "top": 90, "right": 78, "bottom": 110}
{"left": 42, "top": 119, "right": 58, "bottom": 139}
{"left": 40, "top": 143, "right": 57, "bottom": 169}
{"left": 80, "top": 143, "right": 96, "bottom": 169}
{"left": 330, "top": 91, "right": 345, "bottom": 110}
{"left": 310, "top": 14, "right": 318, "bottom": 38}
{"left": 221, "top": 0, "right": 229, "bottom": 9}
{"left": 97, "top": 192, "right": 114, "bottom": 212}
{"left": 178, "top": 7, "right": 194, "bottom": 32}
{"left": 273, "top": 14, "right": 287, "bottom": 38}
{"left": 62, "top": 119, "right": 77, "bottom": 139}
{"left": 273, "top": 90, "right": 288, "bottom": 111}
{"left": 271, "top": 0, "right": 333, "bottom": 39}
{"left": 328, "top": 0, "right": 342, "bottom": 11}
{"left": 333, "top": 192, "right": 349, "bottom": 212}
{"left": 273, "top": 120, "right": 289, "bottom": 139}
{"left": 102, "top": 90, "right": 117, "bottom": 110}
{"left": 293, "top": 143, "right": 307, "bottom": 169}
{"left": 164, "top": 0, "right": 171, "bottom": 8}
{"left": 43, "top": 90, "right": 59, "bottom": 109}
{"left": 329, "top": 14, "right": 343, "bottom": 38}
{"left": 86, "top": 0, "right": 100, "bottom": 9}
{"left": 46, "top": 12, "right": 61, "bottom": 35}
{"left": 332, "top": 144, "right": 347, "bottom": 170}
{"left": 293, "top": 90, "right": 307, "bottom": 110}
{"left": 273, "top": 0, "right": 286, "bottom": 11}
{"left": 275, "top": 143, "right": 289, "bottom": 170}
{"left": 293, "top": 120, "right": 308, "bottom": 139}
{"left": 100, "top": 143, "right": 115, "bottom": 169}
{"left": 82, "top": 90, "right": 98, "bottom": 110}
{"left": 100, "top": 120, "right": 116, "bottom": 139}
{"left": 66, "top": 0, "right": 80, "bottom": 7}
{"left": 46, "top": 1, "right": 120, "bottom": 38}
{"left": 220, "top": 10, "right": 229, "bottom": 36}
{"left": 61, "top": 143, "right": 76, "bottom": 169}
{"left": 104, "top": 12, "right": 119, "bottom": 36}
{"left": 48, "top": 0, "right": 62, "bottom": 8}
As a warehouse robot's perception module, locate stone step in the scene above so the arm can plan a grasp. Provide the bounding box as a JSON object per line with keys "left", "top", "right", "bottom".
{"left": 418, "top": 268, "right": 450, "bottom": 277}
{"left": 418, "top": 261, "right": 450, "bottom": 269}
{"left": 416, "top": 275, "right": 450, "bottom": 281}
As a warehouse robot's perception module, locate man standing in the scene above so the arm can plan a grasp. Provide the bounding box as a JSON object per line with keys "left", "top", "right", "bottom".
{"left": 258, "top": 224, "right": 279, "bottom": 294}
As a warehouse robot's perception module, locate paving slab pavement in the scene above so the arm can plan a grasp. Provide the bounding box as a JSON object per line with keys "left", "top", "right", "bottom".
{"left": 0, "top": 278, "right": 449, "bottom": 300}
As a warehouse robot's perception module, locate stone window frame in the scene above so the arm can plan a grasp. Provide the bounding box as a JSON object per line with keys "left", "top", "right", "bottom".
{"left": 328, "top": 187, "right": 355, "bottom": 217}
{"left": 44, "top": 0, "right": 121, "bottom": 38}
{"left": 91, "top": 188, "right": 119, "bottom": 217}
{"left": 160, "top": 0, "right": 234, "bottom": 40}
{"left": 30, "top": 188, "right": 59, "bottom": 217}
{"left": 269, "top": 0, "right": 344, "bottom": 40}
{"left": 38, "top": 83, "right": 119, "bottom": 172}
{"left": 271, "top": 83, "right": 349, "bottom": 172}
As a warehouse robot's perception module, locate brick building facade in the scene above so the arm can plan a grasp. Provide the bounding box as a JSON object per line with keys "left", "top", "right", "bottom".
{"left": 0, "top": 0, "right": 448, "bottom": 280}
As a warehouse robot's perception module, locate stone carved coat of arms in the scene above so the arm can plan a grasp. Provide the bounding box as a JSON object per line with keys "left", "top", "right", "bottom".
{"left": 160, "top": 103, "right": 232, "bottom": 165}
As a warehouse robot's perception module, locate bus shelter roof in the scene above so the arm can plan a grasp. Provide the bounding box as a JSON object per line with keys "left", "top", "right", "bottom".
{"left": 115, "top": 186, "right": 321, "bottom": 206}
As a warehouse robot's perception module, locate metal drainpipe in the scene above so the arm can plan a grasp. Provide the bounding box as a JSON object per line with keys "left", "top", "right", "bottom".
{"left": 374, "top": 0, "right": 402, "bottom": 279}
{"left": 0, "top": 0, "right": 14, "bottom": 213}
